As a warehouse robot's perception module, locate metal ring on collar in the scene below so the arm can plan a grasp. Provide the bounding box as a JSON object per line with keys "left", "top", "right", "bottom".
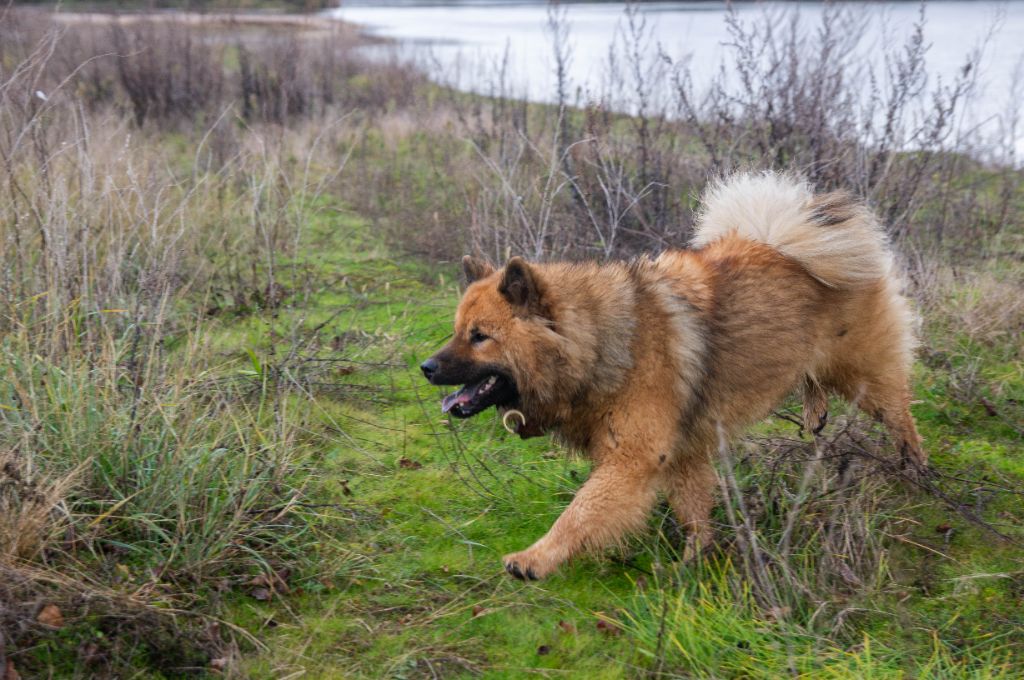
{"left": 502, "top": 409, "right": 526, "bottom": 435}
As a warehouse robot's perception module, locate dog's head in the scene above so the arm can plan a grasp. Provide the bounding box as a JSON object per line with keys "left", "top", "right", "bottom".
{"left": 421, "top": 255, "right": 557, "bottom": 436}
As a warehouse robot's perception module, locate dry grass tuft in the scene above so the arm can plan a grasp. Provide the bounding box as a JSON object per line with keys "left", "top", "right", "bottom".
{"left": 0, "top": 454, "right": 83, "bottom": 562}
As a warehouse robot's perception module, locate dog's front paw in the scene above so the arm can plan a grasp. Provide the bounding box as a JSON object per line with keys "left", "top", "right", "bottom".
{"left": 502, "top": 548, "right": 557, "bottom": 581}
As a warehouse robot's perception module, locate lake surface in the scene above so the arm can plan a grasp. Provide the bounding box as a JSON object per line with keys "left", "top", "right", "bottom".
{"left": 330, "top": 1, "right": 1024, "bottom": 153}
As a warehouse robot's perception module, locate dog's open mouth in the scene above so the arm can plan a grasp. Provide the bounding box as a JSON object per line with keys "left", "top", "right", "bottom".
{"left": 441, "top": 374, "right": 517, "bottom": 418}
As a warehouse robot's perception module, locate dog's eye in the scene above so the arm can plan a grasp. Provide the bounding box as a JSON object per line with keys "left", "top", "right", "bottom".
{"left": 470, "top": 330, "right": 490, "bottom": 344}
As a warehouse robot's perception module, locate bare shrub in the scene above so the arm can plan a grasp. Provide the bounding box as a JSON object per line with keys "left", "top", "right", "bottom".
{"left": 714, "top": 418, "right": 898, "bottom": 621}
{"left": 111, "top": 20, "right": 227, "bottom": 125}
{"left": 0, "top": 9, "right": 424, "bottom": 131}
{"left": 348, "top": 3, "right": 1020, "bottom": 269}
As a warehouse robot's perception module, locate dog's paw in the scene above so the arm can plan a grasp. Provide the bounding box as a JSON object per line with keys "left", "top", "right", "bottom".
{"left": 899, "top": 457, "right": 934, "bottom": 484}
{"left": 502, "top": 549, "right": 556, "bottom": 581}
{"left": 898, "top": 441, "right": 932, "bottom": 482}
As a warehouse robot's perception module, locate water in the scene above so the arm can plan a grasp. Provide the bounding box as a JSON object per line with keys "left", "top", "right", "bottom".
{"left": 329, "top": 1, "right": 1024, "bottom": 153}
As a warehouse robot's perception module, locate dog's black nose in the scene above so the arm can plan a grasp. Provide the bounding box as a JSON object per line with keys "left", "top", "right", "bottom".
{"left": 420, "top": 357, "right": 439, "bottom": 382}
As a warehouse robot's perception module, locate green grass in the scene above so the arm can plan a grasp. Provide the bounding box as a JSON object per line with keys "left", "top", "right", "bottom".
{"left": 180, "top": 203, "right": 1024, "bottom": 678}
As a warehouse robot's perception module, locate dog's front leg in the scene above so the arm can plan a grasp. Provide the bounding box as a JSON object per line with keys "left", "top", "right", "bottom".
{"left": 502, "top": 455, "right": 662, "bottom": 580}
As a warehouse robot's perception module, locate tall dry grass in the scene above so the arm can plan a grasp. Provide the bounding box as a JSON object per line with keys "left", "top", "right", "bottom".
{"left": 0, "top": 8, "right": 396, "bottom": 671}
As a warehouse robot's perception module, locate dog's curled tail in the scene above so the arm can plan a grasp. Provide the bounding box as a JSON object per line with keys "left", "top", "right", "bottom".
{"left": 692, "top": 172, "right": 893, "bottom": 288}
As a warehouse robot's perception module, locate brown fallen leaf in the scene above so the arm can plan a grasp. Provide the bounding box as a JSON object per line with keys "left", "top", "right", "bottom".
{"left": 77, "top": 641, "right": 104, "bottom": 665}
{"left": 250, "top": 587, "right": 271, "bottom": 602}
{"left": 114, "top": 563, "right": 132, "bottom": 584}
{"left": 4, "top": 660, "right": 21, "bottom": 680}
{"left": 936, "top": 523, "right": 953, "bottom": 534}
{"left": 247, "top": 570, "right": 290, "bottom": 595}
{"left": 398, "top": 457, "right": 423, "bottom": 470}
{"left": 204, "top": 622, "right": 223, "bottom": 645}
{"left": 149, "top": 562, "right": 169, "bottom": 581}
{"left": 836, "top": 560, "right": 862, "bottom": 588}
{"left": 36, "top": 604, "right": 64, "bottom": 629}
{"left": 980, "top": 397, "right": 999, "bottom": 417}
{"left": 275, "top": 568, "right": 292, "bottom": 594}
{"left": 595, "top": 619, "right": 622, "bottom": 636}
{"left": 557, "top": 620, "right": 577, "bottom": 634}
{"left": 471, "top": 604, "right": 486, "bottom": 617}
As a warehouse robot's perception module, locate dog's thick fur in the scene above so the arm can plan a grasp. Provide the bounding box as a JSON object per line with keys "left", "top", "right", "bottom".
{"left": 423, "top": 172, "right": 924, "bottom": 581}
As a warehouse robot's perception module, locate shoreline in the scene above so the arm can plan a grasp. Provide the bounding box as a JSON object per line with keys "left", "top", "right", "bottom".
{"left": 49, "top": 8, "right": 368, "bottom": 41}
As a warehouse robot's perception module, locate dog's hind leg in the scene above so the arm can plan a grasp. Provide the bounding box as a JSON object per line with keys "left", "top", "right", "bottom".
{"left": 829, "top": 282, "right": 925, "bottom": 470}
{"left": 665, "top": 457, "right": 718, "bottom": 562}
{"left": 802, "top": 377, "right": 829, "bottom": 436}
{"left": 861, "top": 379, "right": 926, "bottom": 470}
{"left": 836, "top": 368, "right": 926, "bottom": 470}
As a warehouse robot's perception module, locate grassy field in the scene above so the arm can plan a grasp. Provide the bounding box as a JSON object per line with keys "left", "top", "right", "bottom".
{"left": 1, "top": 5, "right": 1023, "bottom": 678}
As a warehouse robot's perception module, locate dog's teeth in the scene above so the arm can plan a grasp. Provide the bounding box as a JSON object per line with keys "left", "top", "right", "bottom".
{"left": 478, "top": 376, "right": 498, "bottom": 395}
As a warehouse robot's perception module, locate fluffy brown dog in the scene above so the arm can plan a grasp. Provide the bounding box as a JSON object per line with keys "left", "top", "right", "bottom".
{"left": 421, "top": 172, "right": 924, "bottom": 581}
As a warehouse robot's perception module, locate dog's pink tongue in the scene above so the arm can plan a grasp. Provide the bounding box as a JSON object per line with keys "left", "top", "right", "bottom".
{"left": 441, "top": 388, "right": 471, "bottom": 413}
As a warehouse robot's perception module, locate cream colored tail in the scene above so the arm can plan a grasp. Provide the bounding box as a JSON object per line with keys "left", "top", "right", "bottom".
{"left": 693, "top": 172, "right": 893, "bottom": 288}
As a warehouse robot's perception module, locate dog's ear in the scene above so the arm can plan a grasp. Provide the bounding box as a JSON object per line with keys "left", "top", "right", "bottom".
{"left": 462, "top": 255, "right": 494, "bottom": 285}
{"left": 499, "top": 257, "right": 541, "bottom": 311}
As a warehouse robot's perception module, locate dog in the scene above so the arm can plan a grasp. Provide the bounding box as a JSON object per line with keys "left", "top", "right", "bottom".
{"left": 420, "top": 172, "right": 924, "bottom": 581}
